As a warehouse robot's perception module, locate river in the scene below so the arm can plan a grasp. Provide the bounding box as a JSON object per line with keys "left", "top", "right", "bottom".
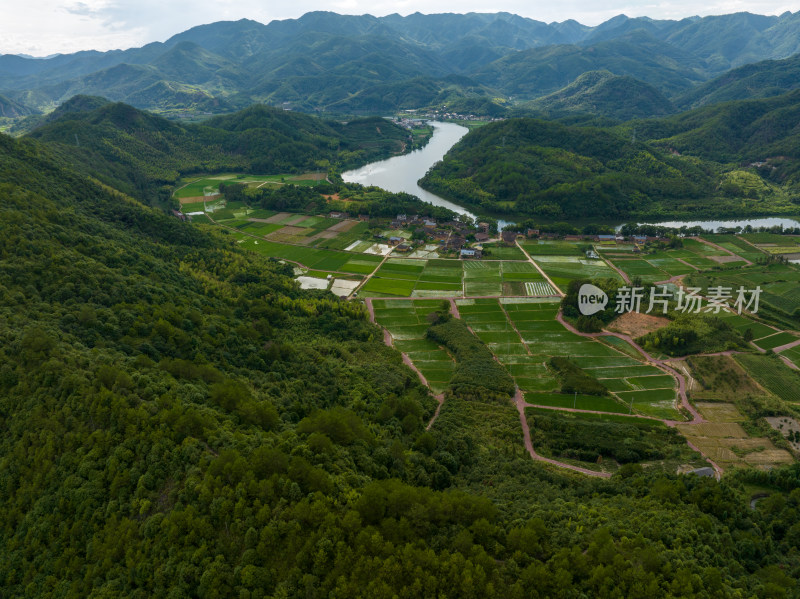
{"left": 342, "top": 121, "right": 477, "bottom": 220}
{"left": 344, "top": 121, "right": 800, "bottom": 233}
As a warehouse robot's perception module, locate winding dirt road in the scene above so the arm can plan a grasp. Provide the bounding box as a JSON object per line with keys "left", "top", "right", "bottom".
{"left": 556, "top": 310, "right": 704, "bottom": 424}
{"left": 514, "top": 388, "right": 613, "bottom": 478}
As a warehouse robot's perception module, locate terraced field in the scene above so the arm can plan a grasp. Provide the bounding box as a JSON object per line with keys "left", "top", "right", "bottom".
{"left": 456, "top": 298, "right": 682, "bottom": 419}
{"left": 372, "top": 299, "right": 455, "bottom": 394}
{"left": 531, "top": 255, "right": 622, "bottom": 289}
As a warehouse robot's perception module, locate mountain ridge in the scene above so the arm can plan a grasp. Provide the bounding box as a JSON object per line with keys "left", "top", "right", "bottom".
{"left": 3, "top": 10, "right": 800, "bottom": 116}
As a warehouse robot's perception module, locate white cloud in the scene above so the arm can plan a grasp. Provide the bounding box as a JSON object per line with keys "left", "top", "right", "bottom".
{"left": 1, "top": 0, "right": 796, "bottom": 55}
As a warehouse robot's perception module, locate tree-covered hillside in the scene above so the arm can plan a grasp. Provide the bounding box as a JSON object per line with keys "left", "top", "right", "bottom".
{"left": 522, "top": 70, "right": 675, "bottom": 120}
{"left": 676, "top": 53, "right": 800, "bottom": 110}
{"left": 419, "top": 117, "right": 717, "bottom": 219}
{"left": 3, "top": 101, "right": 800, "bottom": 597}
{"left": 635, "top": 89, "right": 800, "bottom": 187}
{"left": 26, "top": 98, "right": 414, "bottom": 205}
{"left": 4, "top": 11, "right": 800, "bottom": 115}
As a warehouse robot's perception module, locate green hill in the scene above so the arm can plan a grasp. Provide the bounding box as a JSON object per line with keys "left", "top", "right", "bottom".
{"left": 523, "top": 70, "right": 675, "bottom": 120}
{"left": 635, "top": 89, "right": 800, "bottom": 185}
{"left": 419, "top": 117, "right": 719, "bottom": 219}
{"left": 676, "top": 53, "right": 800, "bottom": 109}
{"left": 27, "top": 99, "right": 414, "bottom": 204}
{"left": 471, "top": 31, "right": 709, "bottom": 98}
{"left": 5, "top": 11, "right": 800, "bottom": 115}
{"left": 0, "top": 93, "right": 37, "bottom": 117}
{"left": 3, "top": 79, "right": 800, "bottom": 597}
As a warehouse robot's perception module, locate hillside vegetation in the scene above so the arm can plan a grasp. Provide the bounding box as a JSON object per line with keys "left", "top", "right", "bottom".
{"left": 4, "top": 11, "right": 800, "bottom": 115}
{"left": 3, "top": 93, "right": 800, "bottom": 597}
{"left": 523, "top": 70, "right": 675, "bottom": 120}
{"left": 419, "top": 117, "right": 716, "bottom": 219}
{"left": 26, "top": 97, "right": 414, "bottom": 205}
{"left": 421, "top": 91, "right": 800, "bottom": 220}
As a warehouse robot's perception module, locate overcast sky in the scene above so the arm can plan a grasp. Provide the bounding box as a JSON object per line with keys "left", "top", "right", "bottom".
{"left": 3, "top": 0, "right": 798, "bottom": 56}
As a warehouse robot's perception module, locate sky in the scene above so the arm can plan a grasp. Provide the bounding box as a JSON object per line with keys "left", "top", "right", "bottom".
{"left": 2, "top": 0, "right": 798, "bottom": 56}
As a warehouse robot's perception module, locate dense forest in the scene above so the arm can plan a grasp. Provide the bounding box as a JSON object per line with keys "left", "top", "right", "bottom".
{"left": 419, "top": 117, "right": 716, "bottom": 219}
{"left": 2, "top": 96, "right": 800, "bottom": 597}
{"left": 420, "top": 91, "right": 800, "bottom": 220}
{"left": 25, "top": 97, "right": 416, "bottom": 206}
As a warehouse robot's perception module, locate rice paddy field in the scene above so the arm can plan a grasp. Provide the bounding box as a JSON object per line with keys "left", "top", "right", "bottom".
{"left": 676, "top": 403, "right": 794, "bottom": 470}
{"left": 456, "top": 298, "right": 683, "bottom": 419}
{"left": 735, "top": 354, "right": 800, "bottom": 403}
{"left": 360, "top": 259, "right": 554, "bottom": 298}
{"left": 372, "top": 299, "right": 456, "bottom": 393}
{"left": 687, "top": 262, "right": 800, "bottom": 327}
{"left": 175, "top": 173, "right": 325, "bottom": 200}
{"left": 531, "top": 255, "right": 622, "bottom": 289}
{"left": 703, "top": 234, "right": 765, "bottom": 262}
{"left": 232, "top": 232, "right": 383, "bottom": 274}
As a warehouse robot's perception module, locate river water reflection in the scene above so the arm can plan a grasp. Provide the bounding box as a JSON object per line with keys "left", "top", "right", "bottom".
{"left": 342, "top": 121, "right": 476, "bottom": 219}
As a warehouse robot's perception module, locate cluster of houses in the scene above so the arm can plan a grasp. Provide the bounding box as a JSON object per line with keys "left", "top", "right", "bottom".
{"left": 326, "top": 210, "right": 672, "bottom": 258}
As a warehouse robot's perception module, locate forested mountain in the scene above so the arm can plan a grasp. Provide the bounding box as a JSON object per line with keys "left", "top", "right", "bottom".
{"left": 2, "top": 10, "right": 800, "bottom": 116}
{"left": 522, "top": 70, "right": 675, "bottom": 119}
{"left": 635, "top": 90, "right": 800, "bottom": 185}
{"left": 676, "top": 54, "right": 800, "bottom": 109}
{"left": 419, "top": 103, "right": 800, "bottom": 219}
{"left": 419, "top": 118, "right": 715, "bottom": 219}
{"left": 25, "top": 98, "right": 413, "bottom": 204}
{"left": 472, "top": 31, "right": 710, "bottom": 97}
{"left": 3, "top": 91, "right": 800, "bottom": 598}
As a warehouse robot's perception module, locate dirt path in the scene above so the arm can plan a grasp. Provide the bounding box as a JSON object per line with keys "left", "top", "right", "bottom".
{"left": 515, "top": 388, "right": 612, "bottom": 478}
{"left": 516, "top": 240, "right": 564, "bottom": 297}
{"left": 348, "top": 249, "right": 395, "bottom": 299}
{"left": 556, "top": 311, "right": 704, "bottom": 424}
{"left": 601, "top": 256, "right": 632, "bottom": 284}
{"left": 697, "top": 236, "right": 753, "bottom": 266}
{"left": 773, "top": 338, "right": 800, "bottom": 354}
{"left": 448, "top": 298, "right": 460, "bottom": 319}
{"left": 369, "top": 301, "right": 447, "bottom": 429}
{"left": 400, "top": 353, "right": 446, "bottom": 429}
{"left": 498, "top": 301, "right": 533, "bottom": 355}
{"left": 675, "top": 257, "right": 700, "bottom": 271}
{"left": 780, "top": 356, "right": 800, "bottom": 371}
{"left": 685, "top": 439, "right": 724, "bottom": 479}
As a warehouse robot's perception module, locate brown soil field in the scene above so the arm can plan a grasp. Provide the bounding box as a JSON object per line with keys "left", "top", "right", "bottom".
{"left": 608, "top": 311, "right": 670, "bottom": 338}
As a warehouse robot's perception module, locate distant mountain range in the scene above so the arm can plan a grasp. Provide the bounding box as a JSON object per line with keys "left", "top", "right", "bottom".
{"left": 2, "top": 10, "right": 800, "bottom": 119}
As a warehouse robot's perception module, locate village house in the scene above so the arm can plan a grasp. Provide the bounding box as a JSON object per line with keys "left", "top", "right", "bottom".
{"left": 477, "top": 222, "right": 490, "bottom": 233}
{"left": 358, "top": 214, "right": 370, "bottom": 222}
{"left": 388, "top": 236, "right": 404, "bottom": 246}
{"left": 460, "top": 248, "right": 481, "bottom": 259}
{"left": 423, "top": 219, "right": 437, "bottom": 230}
{"left": 526, "top": 228, "right": 539, "bottom": 238}
{"left": 328, "top": 211, "right": 347, "bottom": 219}
{"left": 474, "top": 232, "right": 490, "bottom": 243}
{"left": 447, "top": 236, "right": 466, "bottom": 250}
{"left": 501, "top": 231, "right": 519, "bottom": 245}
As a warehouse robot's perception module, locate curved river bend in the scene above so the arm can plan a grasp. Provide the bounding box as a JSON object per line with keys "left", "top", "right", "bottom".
{"left": 344, "top": 121, "right": 800, "bottom": 233}
{"left": 342, "top": 121, "right": 475, "bottom": 220}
